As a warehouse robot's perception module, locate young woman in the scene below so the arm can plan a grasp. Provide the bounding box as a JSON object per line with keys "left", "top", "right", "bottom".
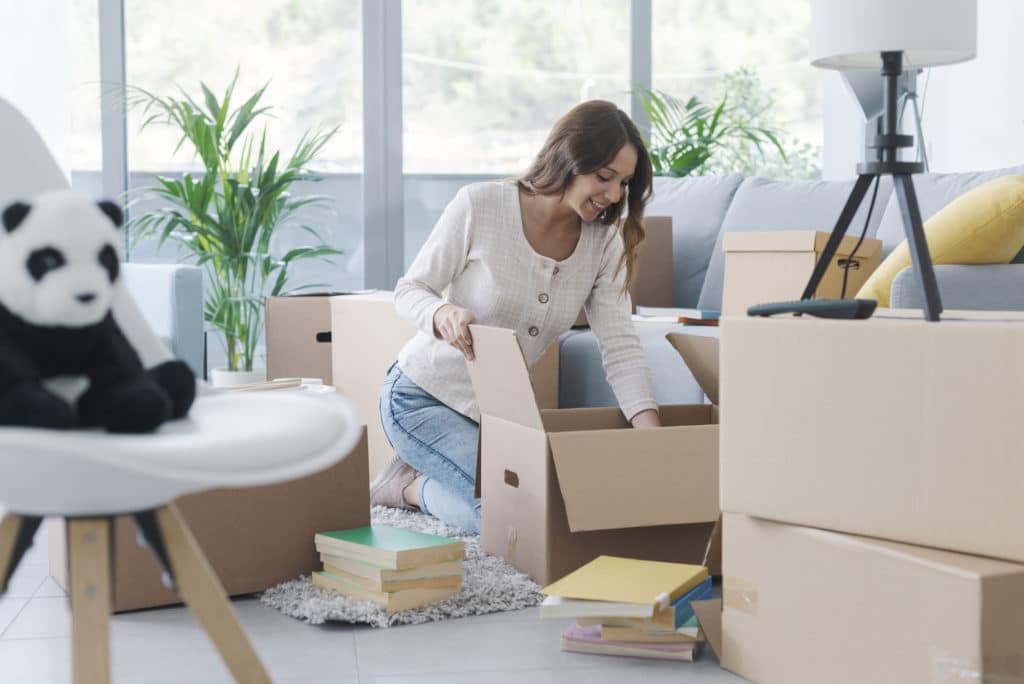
{"left": 373, "top": 100, "right": 660, "bottom": 533}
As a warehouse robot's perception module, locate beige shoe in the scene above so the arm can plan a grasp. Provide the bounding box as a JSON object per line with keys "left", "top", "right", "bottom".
{"left": 370, "top": 456, "right": 420, "bottom": 511}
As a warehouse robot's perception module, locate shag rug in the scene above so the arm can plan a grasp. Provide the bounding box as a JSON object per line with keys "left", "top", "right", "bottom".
{"left": 260, "top": 506, "right": 543, "bottom": 628}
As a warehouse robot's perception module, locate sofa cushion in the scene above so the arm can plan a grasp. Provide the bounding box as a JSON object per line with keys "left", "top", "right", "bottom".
{"left": 874, "top": 163, "right": 1024, "bottom": 256}
{"left": 860, "top": 175, "right": 1024, "bottom": 306}
{"left": 645, "top": 174, "right": 743, "bottom": 308}
{"left": 696, "top": 176, "right": 894, "bottom": 311}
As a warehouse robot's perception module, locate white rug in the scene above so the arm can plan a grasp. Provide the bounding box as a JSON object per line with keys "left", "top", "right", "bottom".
{"left": 259, "top": 506, "right": 543, "bottom": 628}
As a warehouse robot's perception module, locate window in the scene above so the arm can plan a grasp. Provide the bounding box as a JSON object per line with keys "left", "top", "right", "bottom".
{"left": 652, "top": 0, "right": 822, "bottom": 177}
{"left": 401, "top": 0, "right": 631, "bottom": 265}
{"left": 123, "top": 0, "right": 364, "bottom": 291}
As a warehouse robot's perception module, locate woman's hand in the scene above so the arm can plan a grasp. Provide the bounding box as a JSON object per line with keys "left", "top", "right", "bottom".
{"left": 433, "top": 304, "right": 477, "bottom": 360}
{"left": 630, "top": 409, "right": 661, "bottom": 429}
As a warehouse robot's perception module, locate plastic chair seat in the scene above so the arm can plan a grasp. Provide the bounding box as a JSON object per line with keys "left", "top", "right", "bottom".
{"left": 0, "top": 390, "right": 363, "bottom": 517}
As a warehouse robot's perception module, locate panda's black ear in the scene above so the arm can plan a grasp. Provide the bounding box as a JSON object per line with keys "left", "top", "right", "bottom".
{"left": 2, "top": 202, "right": 31, "bottom": 233}
{"left": 97, "top": 200, "right": 124, "bottom": 228}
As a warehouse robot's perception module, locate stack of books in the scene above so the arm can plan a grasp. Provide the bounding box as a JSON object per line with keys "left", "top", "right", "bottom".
{"left": 312, "top": 525, "right": 465, "bottom": 614}
{"left": 540, "top": 555, "right": 712, "bottom": 661}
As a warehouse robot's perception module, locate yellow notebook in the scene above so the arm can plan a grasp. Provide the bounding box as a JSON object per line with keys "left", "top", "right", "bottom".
{"left": 541, "top": 556, "right": 707, "bottom": 610}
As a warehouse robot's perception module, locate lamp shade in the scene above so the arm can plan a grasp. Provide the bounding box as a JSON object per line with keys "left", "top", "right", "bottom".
{"left": 811, "top": 0, "right": 977, "bottom": 70}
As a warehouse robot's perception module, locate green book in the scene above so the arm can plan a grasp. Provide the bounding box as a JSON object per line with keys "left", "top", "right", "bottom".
{"left": 314, "top": 525, "right": 465, "bottom": 570}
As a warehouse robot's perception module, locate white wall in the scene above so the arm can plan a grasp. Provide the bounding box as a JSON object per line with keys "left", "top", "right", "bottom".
{"left": 824, "top": 0, "right": 1024, "bottom": 178}
{"left": 0, "top": 1, "right": 72, "bottom": 179}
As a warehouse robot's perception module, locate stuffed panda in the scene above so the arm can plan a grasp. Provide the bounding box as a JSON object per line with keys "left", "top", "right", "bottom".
{"left": 0, "top": 189, "right": 195, "bottom": 433}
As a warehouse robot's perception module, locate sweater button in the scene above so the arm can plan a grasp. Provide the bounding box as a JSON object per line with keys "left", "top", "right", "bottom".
{"left": 538, "top": 293, "right": 549, "bottom": 304}
{"left": 553, "top": 266, "right": 560, "bottom": 275}
{"left": 528, "top": 326, "right": 539, "bottom": 337}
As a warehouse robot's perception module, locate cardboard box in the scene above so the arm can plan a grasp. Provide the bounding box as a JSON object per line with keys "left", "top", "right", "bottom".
{"left": 573, "top": 215, "right": 674, "bottom": 326}
{"left": 721, "top": 309, "right": 1024, "bottom": 563}
{"left": 720, "top": 512, "right": 1024, "bottom": 684}
{"left": 466, "top": 325, "right": 720, "bottom": 585}
{"left": 327, "top": 292, "right": 560, "bottom": 481}
{"left": 49, "top": 428, "right": 370, "bottom": 612}
{"left": 721, "top": 231, "right": 881, "bottom": 315}
{"left": 266, "top": 293, "right": 347, "bottom": 384}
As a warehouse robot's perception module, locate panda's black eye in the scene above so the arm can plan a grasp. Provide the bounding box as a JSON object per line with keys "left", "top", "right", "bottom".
{"left": 27, "top": 247, "right": 66, "bottom": 281}
{"left": 98, "top": 244, "right": 119, "bottom": 283}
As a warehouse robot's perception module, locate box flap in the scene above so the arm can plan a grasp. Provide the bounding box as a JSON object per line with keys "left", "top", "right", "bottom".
{"left": 548, "top": 425, "right": 719, "bottom": 532}
{"left": 724, "top": 230, "right": 881, "bottom": 259}
{"left": 691, "top": 599, "right": 722, "bottom": 659}
{"left": 666, "top": 333, "right": 719, "bottom": 405}
{"left": 466, "top": 325, "right": 543, "bottom": 430}
{"left": 723, "top": 230, "right": 817, "bottom": 253}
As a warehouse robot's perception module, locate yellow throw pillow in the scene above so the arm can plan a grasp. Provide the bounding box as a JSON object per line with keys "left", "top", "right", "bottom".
{"left": 857, "top": 175, "right": 1024, "bottom": 306}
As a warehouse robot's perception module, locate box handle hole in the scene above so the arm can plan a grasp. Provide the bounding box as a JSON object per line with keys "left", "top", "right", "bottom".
{"left": 836, "top": 258, "right": 860, "bottom": 270}
{"left": 503, "top": 470, "right": 519, "bottom": 488}
{"left": 315, "top": 332, "right": 332, "bottom": 343}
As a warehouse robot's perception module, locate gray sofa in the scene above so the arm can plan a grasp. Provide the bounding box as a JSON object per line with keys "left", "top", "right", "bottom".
{"left": 559, "top": 164, "right": 1024, "bottom": 409}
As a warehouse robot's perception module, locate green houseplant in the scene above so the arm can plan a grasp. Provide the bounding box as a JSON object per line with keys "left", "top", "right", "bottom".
{"left": 636, "top": 85, "right": 785, "bottom": 178}
{"left": 636, "top": 68, "right": 820, "bottom": 179}
{"left": 126, "top": 73, "right": 340, "bottom": 383}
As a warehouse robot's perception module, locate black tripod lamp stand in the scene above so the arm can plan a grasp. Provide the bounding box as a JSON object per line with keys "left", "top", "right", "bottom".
{"left": 800, "top": 0, "right": 977, "bottom": 322}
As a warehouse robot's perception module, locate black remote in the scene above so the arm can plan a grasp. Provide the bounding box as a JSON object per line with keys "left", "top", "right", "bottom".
{"left": 747, "top": 298, "right": 877, "bottom": 320}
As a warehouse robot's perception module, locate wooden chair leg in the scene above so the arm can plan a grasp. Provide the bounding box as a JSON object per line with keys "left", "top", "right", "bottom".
{"left": 155, "top": 503, "right": 272, "bottom": 684}
{"left": 67, "top": 518, "right": 112, "bottom": 684}
{"left": 0, "top": 515, "right": 22, "bottom": 591}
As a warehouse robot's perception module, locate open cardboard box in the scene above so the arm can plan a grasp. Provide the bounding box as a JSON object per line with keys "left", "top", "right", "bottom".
{"left": 466, "top": 324, "right": 720, "bottom": 585}
{"left": 49, "top": 429, "right": 370, "bottom": 612}
{"left": 715, "top": 513, "right": 1024, "bottom": 684}
{"left": 721, "top": 309, "right": 1024, "bottom": 564}
{"left": 721, "top": 231, "right": 881, "bottom": 316}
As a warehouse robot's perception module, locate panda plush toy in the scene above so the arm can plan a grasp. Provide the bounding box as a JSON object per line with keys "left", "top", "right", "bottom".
{"left": 0, "top": 189, "right": 195, "bottom": 433}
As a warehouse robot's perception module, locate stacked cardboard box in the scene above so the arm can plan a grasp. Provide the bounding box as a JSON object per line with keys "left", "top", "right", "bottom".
{"left": 711, "top": 310, "right": 1024, "bottom": 683}
{"left": 720, "top": 231, "right": 881, "bottom": 315}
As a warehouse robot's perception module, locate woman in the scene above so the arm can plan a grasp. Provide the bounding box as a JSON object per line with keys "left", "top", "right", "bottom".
{"left": 373, "top": 100, "right": 660, "bottom": 533}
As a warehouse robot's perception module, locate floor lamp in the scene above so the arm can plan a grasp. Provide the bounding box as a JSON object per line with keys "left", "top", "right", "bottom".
{"left": 799, "top": 0, "right": 977, "bottom": 321}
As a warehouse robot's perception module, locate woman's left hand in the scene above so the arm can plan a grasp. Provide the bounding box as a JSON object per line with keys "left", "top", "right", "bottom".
{"left": 630, "top": 409, "right": 661, "bottom": 429}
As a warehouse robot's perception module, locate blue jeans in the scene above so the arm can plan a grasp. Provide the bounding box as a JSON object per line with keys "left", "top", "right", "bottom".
{"left": 379, "top": 362, "right": 481, "bottom": 533}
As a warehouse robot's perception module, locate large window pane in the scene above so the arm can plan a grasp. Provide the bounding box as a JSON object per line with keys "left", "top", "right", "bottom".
{"left": 652, "top": 0, "right": 822, "bottom": 178}
{"left": 71, "top": 0, "right": 103, "bottom": 192}
{"left": 124, "top": 0, "right": 364, "bottom": 293}
{"left": 401, "top": 0, "right": 631, "bottom": 265}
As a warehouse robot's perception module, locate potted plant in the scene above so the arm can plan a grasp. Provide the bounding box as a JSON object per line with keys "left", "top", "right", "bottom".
{"left": 126, "top": 72, "right": 340, "bottom": 386}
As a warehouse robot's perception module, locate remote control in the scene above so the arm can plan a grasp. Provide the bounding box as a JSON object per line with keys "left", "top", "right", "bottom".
{"left": 747, "top": 298, "right": 877, "bottom": 320}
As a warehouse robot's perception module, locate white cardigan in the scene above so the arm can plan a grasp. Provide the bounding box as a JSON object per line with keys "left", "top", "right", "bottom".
{"left": 394, "top": 180, "right": 657, "bottom": 422}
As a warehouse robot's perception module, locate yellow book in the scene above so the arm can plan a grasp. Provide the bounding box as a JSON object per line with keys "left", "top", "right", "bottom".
{"left": 312, "top": 571, "right": 461, "bottom": 614}
{"left": 541, "top": 556, "right": 707, "bottom": 611}
{"left": 322, "top": 561, "right": 462, "bottom": 592}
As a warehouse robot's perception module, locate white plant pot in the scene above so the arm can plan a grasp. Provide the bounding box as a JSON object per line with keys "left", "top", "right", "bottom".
{"left": 209, "top": 368, "right": 267, "bottom": 388}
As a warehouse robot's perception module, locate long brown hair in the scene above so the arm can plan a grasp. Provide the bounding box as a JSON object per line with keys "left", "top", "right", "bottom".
{"left": 517, "top": 100, "right": 653, "bottom": 294}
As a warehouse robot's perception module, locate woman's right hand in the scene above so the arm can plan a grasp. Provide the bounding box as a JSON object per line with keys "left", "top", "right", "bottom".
{"left": 433, "top": 304, "right": 477, "bottom": 360}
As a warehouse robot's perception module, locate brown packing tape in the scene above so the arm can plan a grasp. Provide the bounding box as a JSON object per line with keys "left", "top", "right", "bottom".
{"left": 723, "top": 576, "right": 758, "bottom": 616}
{"left": 931, "top": 651, "right": 1024, "bottom": 684}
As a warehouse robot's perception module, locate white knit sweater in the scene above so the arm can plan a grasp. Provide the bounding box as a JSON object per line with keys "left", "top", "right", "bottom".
{"left": 394, "top": 180, "right": 657, "bottom": 423}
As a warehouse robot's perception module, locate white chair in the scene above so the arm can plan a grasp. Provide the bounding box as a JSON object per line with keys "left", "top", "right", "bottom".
{"left": 0, "top": 100, "right": 365, "bottom": 683}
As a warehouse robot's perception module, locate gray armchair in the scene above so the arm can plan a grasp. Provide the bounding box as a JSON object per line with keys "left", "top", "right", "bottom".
{"left": 122, "top": 263, "right": 205, "bottom": 378}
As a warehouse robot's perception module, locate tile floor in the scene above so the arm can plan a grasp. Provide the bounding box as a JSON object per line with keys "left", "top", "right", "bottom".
{"left": 0, "top": 523, "right": 746, "bottom": 683}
